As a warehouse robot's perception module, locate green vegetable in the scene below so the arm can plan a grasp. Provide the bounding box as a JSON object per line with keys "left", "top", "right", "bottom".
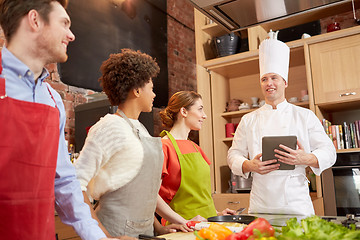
{"left": 277, "top": 215, "right": 360, "bottom": 240}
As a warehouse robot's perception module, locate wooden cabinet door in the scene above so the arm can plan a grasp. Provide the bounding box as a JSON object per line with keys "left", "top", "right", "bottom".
{"left": 212, "top": 193, "right": 250, "bottom": 214}
{"left": 309, "top": 34, "right": 360, "bottom": 105}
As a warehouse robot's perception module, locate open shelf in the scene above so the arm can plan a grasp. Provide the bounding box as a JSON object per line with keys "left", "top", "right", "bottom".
{"left": 336, "top": 148, "right": 360, "bottom": 154}
{"left": 221, "top": 101, "right": 309, "bottom": 119}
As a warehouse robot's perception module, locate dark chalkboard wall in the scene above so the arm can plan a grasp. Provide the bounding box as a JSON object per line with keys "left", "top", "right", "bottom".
{"left": 59, "top": 0, "right": 168, "bottom": 108}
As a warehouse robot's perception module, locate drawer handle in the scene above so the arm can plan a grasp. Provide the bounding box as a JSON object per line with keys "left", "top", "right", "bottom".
{"left": 228, "top": 201, "right": 241, "bottom": 204}
{"left": 339, "top": 92, "right": 356, "bottom": 97}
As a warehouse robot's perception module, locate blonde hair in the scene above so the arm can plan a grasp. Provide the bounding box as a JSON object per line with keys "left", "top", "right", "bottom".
{"left": 160, "top": 91, "right": 202, "bottom": 128}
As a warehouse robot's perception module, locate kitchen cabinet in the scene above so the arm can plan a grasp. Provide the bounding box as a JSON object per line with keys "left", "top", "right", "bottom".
{"left": 212, "top": 193, "right": 250, "bottom": 214}
{"left": 310, "top": 34, "right": 360, "bottom": 107}
{"left": 194, "top": 8, "right": 360, "bottom": 215}
{"left": 213, "top": 192, "right": 324, "bottom": 216}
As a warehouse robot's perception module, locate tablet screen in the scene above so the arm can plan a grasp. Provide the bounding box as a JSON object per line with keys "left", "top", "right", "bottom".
{"left": 262, "top": 136, "right": 297, "bottom": 170}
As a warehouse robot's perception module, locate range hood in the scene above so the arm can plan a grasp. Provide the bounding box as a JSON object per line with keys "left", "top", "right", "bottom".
{"left": 189, "top": 0, "right": 352, "bottom": 32}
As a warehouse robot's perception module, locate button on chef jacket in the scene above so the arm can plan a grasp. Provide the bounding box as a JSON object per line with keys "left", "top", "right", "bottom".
{"left": 227, "top": 100, "right": 336, "bottom": 215}
{"left": 0, "top": 47, "right": 106, "bottom": 240}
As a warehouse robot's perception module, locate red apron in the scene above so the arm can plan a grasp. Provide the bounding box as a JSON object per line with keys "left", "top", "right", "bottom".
{"left": 0, "top": 52, "right": 59, "bottom": 239}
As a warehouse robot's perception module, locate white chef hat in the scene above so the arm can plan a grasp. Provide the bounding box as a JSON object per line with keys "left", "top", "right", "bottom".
{"left": 259, "top": 30, "right": 290, "bottom": 83}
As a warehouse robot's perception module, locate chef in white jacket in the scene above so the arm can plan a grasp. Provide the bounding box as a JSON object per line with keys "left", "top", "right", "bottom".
{"left": 227, "top": 31, "right": 336, "bottom": 216}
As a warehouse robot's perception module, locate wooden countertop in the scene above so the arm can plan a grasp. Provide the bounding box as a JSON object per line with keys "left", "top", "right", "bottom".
{"left": 160, "top": 232, "right": 195, "bottom": 240}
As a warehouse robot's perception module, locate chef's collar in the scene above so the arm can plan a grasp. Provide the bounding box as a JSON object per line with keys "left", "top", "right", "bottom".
{"left": 262, "top": 99, "right": 288, "bottom": 110}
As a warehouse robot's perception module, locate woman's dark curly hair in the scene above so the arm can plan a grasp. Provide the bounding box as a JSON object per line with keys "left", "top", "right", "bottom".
{"left": 159, "top": 91, "right": 202, "bottom": 128}
{"left": 98, "top": 48, "right": 160, "bottom": 106}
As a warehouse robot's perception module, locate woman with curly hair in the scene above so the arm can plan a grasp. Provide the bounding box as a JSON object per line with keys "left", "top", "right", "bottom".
{"left": 159, "top": 91, "right": 236, "bottom": 223}
{"left": 75, "top": 49, "right": 188, "bottom": 238}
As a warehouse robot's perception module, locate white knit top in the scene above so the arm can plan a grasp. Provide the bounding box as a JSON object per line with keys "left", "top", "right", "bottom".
{"left": 75, "top": 113, "right": 150, "bottom": 200}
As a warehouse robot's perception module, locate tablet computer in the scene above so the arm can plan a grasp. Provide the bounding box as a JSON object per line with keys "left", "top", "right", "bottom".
{"left": 262, "top": 136, "right": 297, "bottom": 170}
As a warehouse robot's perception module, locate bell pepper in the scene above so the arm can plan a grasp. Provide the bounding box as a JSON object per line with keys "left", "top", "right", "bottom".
{"left": 194, "top": 222, "right": 234, "bottom": 240}
{"left": 209, "top": 222, "right": 233, "bottom": 239}
{"left": 225, "top": 233, "right": 244, "bottom": 240}
{"left": 195, "top": 227, "right": 219, "bottom": 240}
{"left": 237, "top": 218, "right": 275, "bottom": 240}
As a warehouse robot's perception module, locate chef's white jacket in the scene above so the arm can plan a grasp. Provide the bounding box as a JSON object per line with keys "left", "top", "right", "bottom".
{"left": 227, "top": 100, "right": 336, "bottom": 215}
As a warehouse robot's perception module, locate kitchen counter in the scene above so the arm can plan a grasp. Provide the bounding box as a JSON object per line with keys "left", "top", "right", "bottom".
{"left": 160, "top": 232, "right": 195, "bottom": 240}
{"left": 160, "top": 214, "right": 360, "bottom": 239}
{"left": 159, "top": 214, "right": 302, "bottom": 240}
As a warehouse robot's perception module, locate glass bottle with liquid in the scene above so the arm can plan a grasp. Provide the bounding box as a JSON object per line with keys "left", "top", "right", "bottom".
{"left": 69, "top": 144, "right": 75, "bottom": 163}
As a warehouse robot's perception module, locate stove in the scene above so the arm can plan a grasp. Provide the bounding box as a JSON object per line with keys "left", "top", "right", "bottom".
{"left": 322, "top": 214, "right": 360, "bottom": 229}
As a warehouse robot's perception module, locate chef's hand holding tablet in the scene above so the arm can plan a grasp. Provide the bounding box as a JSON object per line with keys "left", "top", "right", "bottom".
{"left": 242, "top": 153, "right": 280, "bottom": 175}
{"left": 275, "top": 140, "right": 319, "bottom": 168}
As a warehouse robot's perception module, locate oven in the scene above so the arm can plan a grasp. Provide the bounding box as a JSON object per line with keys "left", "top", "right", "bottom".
{"left": 322, "top": 151, "right": 360, "bottom": 216}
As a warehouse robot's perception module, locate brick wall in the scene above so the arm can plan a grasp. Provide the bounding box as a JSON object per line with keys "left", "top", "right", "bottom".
{"left": 154, "top": 0, "right": 196, "bottom": 138}
{"left": 1, "top": 3, "right": 359, "bottom": 149}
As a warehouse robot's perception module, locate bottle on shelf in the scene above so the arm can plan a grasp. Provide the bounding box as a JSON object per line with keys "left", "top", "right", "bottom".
{"left": 69, "top": 144, "right": 75, "bottom": 163}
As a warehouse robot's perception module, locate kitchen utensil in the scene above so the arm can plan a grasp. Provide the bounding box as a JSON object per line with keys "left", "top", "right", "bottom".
{"left": 236, "top": 207, "right": 246, "bottom": 214}
{"left": 214, "top": 33, "right": 240, "bottom": 57}
{"left": 251, "top": 97, "right": 259, "bottom": 108}
{"left": 230, "top": 172, "right": 252, "bottom": 193}
{"left": 352, "top": 0, "right": 360, "bottom": 24}
{"left": 288, "top": 97, "right": 298, "bottom": 103}
{"left": 139, "top": 234, "right": 166, "bottom": 240}
{"left": 207, "top": 215, "right": 256, "bottom": 224}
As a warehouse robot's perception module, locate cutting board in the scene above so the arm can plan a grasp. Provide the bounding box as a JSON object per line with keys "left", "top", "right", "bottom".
{"left": 160, "top": 232, "right": 195, "bottom": 240}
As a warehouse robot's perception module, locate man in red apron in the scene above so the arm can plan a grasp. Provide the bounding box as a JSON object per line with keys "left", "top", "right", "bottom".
{"left": 0, "top": 1, "right": 127, "bottom": 239}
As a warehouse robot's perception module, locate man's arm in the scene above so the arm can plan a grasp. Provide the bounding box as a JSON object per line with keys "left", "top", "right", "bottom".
{"left": 53, "top": 96, "right": 107, "bottom": 240}
{"left": 276, "top": 110, "right": 336, "bottom": 174}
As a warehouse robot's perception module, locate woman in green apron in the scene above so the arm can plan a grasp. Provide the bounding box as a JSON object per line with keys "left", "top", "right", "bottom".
{"left": 158, "top": 91, "right": 236, "bottom": 223}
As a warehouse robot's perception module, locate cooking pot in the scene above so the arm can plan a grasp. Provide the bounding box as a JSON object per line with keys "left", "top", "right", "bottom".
{"left": 230, "top": 172, "right": 252, "bottom": 193}
{"left": 208, "top": 215, "right": 256, "bottom": 224}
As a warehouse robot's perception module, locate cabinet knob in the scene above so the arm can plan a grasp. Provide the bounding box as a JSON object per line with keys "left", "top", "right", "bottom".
{"left": 228, "top": 201, "right": 241, "bottom": 204}
{"left": 339, "top": 92, "right": 356, "bottom": 97}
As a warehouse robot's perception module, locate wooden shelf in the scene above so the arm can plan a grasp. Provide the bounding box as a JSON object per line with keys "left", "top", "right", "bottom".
{"left": 336, "top": 148, "right": 360, "bottom": 153}
{"left": 221, "top": 101, "right": 309, "bottom": 119}
{"left": 201, "top": 22, "right": 249, "bottom": 38}
{"left": 223, "top": 137, "right": 233, "bottom": 142}
{"left": 317, "top": 99, "right": 360, "bottom": 112}
{"left": 201, "top": 23, "right": 229, "bottom": 37}
{"left": 221, "top": 109, "right": 253, "bottom": 119}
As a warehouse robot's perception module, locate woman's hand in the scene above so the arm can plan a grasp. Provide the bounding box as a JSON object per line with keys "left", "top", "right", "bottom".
{"left": 190, "top": 215, "right": 207, "bottom": 221}
{"left": 217, "top": 208, "right": 236, "bottom": 216}
{"left": 156, "top": 223, "right": 193, "bottom": 235}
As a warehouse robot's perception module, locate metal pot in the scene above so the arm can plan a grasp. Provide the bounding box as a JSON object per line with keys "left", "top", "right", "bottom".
{"left": 230, "top": 172, "right": 252, "bottom": 193}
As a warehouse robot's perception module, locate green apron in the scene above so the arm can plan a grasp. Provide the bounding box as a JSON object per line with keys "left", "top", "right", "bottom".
{"left": 162, "top": 130, "right": 217, "bottom": 220}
